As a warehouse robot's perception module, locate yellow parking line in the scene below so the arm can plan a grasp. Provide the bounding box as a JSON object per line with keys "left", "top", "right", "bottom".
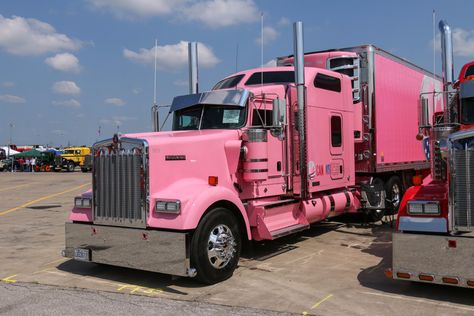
{"left": 0, "top": 183, "right": 30, "bottom": 192}
{"left": 0, "top": 183, "right": 89, "bottom": 217}
{"left": 311, "top": 294, "right": 333, "bottom": 309}
{"left": 1, "top": 275, "right": 18, "bottom": 283}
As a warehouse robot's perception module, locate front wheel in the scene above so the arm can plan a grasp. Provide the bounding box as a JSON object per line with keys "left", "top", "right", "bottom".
{"left": 191, "top": 207, "right": 242, "bottom": 284}
{"left": 66, "top": 161, "right": 75, "bottom": 172}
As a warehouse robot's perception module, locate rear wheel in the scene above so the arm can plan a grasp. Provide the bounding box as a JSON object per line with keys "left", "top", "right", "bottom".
{"left": 191, "top": 207, "right": 242, "bottom": 284}
{"left": 385, "top": 176, "right": 403, "bottom": 215}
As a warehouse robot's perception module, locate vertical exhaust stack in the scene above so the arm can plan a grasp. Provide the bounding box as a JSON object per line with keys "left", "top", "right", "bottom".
{"left": 293, "top": 21, "right": 308, "bottom": 199}
{"left": 188, "top": 42, "right": 199, "bottom": 94}
{"left": 439, "top": 20, "right": 454, "bottom": 87}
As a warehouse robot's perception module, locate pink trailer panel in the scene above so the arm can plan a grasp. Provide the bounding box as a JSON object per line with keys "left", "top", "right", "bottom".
{"left": 374, "top": 54, "right": 442, "bottom": 166}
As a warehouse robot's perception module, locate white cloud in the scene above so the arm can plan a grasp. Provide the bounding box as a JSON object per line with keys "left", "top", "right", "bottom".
{"left": 263, "top": 59, "right": 277, "bottom": 67}
{"left": 132, "top": 88, "right": 142, "bottom": 94}
{"left": 278, "top": 17, "right": 290, "bottom": 27}
{"left": 104, "top": 97, "right": 126, "bottom": 106}
{"left": 52, "top": 99, "right": 81, "bottom": 108}
{"left": 87, "top": 0, "right": 185, "bottom": 18}
{"left": 124, "top": 41, "right": 219, "bottom": 70}
{"left": 0, "top": 15, "right": 82, "bottom": 56}
{"left": 434, "top": 28, "right": 474, "bottom": 57}
{"left": 52, "top": 81, "right": 81, "bottom": 95}
{"left": 182, "top": 0, "right": 260, "bottom": 27}
{"left": 0, "top": 94, "right": 26, "bottom": 104}
{"left": 45, "top": 53, "right": 81, "bottom": 73}
{"left": 100, "top": 115, "right": 136, "bottom": 126}
{"left": 1, "top": 81, "right": 14, "bottom": 88}
{"left": 255, "top": 26, "right": 279, "bottom": 45}
{"left": 87, "top": 0, "right": 259, "bottom": 27}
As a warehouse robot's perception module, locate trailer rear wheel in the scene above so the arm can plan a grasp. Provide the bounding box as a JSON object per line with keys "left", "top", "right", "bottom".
{"left": 191, "top": 207, "right": 241, "bottom": 284}
{"left": 385, "top": 176, "right": 403, "bottom": 215}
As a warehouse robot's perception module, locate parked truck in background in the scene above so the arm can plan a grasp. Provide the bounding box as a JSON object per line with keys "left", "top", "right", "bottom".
{"left": 64, "top": 22, "right": 440, "bottom": 284}
{"left": 388, "top": 21, "right": 474, "bottom": 288}
{"left": 55, "top": 147, "right": 91, "bottom": 172}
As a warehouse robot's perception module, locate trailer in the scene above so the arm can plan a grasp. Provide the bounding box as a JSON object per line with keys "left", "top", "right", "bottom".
{"left": 388, "top": 21, "right": 474, "bottom": 288}
{"left": 64, "top": 22, "right": 439, "bottom": 284}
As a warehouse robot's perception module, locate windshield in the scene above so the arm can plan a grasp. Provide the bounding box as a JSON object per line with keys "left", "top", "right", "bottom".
{"left": 172, "top": 104, "right": 246, "bottom": 130}
{"left": 461, "top": 97, "right": 474, "bottom": 124}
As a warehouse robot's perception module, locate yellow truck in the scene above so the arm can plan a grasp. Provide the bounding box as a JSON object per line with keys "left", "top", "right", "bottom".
{"left": 55, "top": 147, "right": 91, "bottom": 172}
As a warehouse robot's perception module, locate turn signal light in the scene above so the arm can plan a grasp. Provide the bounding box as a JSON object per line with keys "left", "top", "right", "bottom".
{"left": 208, "top": 176, "right": 218, "bottom": 186}
{"left": 396, "top": 272, "right": 411, "bottom": 279}
{"left": 442, "top": 277, "right": 459, "bottom": 285}
{"left": 467, "top": 280, "right": 474, "bottom": 287}
{"left": 384, "top": 268, "right": 393, "bottom": 279}
{"left": 418, "top": 274, "right": 434, "bottom": 282}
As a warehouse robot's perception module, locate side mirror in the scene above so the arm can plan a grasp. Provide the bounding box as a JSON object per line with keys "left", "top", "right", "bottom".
{"left": 272, "top": 98, "right": 287, "bottom": 128}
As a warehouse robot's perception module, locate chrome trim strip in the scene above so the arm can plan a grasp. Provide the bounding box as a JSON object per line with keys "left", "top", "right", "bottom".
{"left": 243, "top": 169, "right": 268, "bottom": 173}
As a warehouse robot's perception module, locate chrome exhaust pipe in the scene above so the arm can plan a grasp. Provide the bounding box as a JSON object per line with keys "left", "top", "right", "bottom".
{"left": 439, "top": 20, "right": 454, "bottom": 86}
{"left": 188, "top": 42, "right": 199, "bottom": 94}
{"left": 293, "top": 21, "right": 308, "bottom": 199}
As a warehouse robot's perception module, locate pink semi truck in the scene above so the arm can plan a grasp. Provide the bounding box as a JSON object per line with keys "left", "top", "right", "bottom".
{"left": 64, "top": 22, "right": 441, "bottom": 284}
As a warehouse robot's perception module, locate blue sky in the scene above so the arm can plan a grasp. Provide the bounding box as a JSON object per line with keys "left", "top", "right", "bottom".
{"left": 1, "top": 0, "right": 473, "bottom": 147}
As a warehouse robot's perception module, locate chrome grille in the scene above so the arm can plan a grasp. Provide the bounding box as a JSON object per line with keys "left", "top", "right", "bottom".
{"left": 93, "top": 137, "right": 148, "bottom": 228}
{"left": 452, "top": 147, "right": 474, "bottom": 230}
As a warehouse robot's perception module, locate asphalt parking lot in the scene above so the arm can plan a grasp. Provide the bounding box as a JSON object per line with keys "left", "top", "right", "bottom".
{"left": 1, "top": 173, "right": 474, "bottom": 315}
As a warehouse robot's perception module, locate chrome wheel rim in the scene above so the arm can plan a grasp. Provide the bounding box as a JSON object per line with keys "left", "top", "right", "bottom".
{"left": 207, "top": 224, "right": 236, "bottom": 269}
{"left": 391, "top": 184, "right": 400, "bottom": 208}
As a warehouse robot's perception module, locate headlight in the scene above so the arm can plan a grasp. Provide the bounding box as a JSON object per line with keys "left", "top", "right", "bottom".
{"left": 74, "top": 197, "right": 92, "bottom": 209}
{"left": 407, "top": 201, "right": 440, "bottom": 215}
{"left": 155, "top": 200, "right": 181, "bottom": 214}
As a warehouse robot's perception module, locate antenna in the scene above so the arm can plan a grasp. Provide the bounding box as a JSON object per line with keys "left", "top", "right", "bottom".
{"left": 260, "top": 12, "right": 264, "bottom": 90}
{"left": 153, "top": 39, "right": 158, "bottom": 106}
{"left": 235, "top": 43, "right": 239, "bottom": 73}
{"left": 432, "top": 10, "right": 436, "bottom": 114}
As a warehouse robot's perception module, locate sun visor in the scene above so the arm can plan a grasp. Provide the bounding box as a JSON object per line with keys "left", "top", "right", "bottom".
{"left": 170, "top": 89, "right": 250, "bottom": 113}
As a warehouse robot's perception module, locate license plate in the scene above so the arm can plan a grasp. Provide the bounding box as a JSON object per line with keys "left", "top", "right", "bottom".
{"left": 74, "top": 248, "right": 90, "bottom": 261}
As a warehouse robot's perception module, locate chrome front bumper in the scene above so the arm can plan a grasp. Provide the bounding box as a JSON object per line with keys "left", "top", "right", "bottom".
{"left": 392, "top": 232, "right": 474, "bottom": 287}
{"left": 63, "top": 222, "right": 193, "bottom": 277}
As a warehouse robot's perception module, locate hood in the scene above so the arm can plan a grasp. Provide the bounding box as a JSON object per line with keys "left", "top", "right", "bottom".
{"left": 122, "top": 129, "right": 243, "bottom": 193}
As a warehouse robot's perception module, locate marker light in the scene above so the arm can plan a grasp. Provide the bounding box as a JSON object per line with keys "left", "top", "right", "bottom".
{"left": 208, "top": 176, "right": 218, "bottom": 186}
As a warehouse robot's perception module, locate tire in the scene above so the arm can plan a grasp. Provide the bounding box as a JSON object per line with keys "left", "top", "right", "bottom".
{"left": 66, "top": 161, "right": 75, "bottom": 172}
{"left": 191, "top": 207, "right": 242, "bottom": 284}
{"left": 81, "top": 167, "right": 87, "bottom": 173}
{"left": 385, "top": 176, "right": 403, "bottom": 215}
{"left": 367, "top": 178, "right": 385, "bottom": 222}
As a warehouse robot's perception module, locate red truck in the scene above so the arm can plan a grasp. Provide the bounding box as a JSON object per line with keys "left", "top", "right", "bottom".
{"left": 389, "top": 20, "right": 474, "bottom": 287}
{"left": 64, "top": 22, "right": 439, "bottom": 283}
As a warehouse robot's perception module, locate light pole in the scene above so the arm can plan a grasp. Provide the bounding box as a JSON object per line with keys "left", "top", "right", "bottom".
{"left": 8, "top": 123, "right": 13, "bottom": 172}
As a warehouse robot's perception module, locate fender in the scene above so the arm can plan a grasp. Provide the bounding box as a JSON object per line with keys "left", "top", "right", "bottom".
{"left": 185, "top": 185, "right": 252, "bottom": 240}
{"left": 149, "top": 180, "right": 252, "bottom": 240}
